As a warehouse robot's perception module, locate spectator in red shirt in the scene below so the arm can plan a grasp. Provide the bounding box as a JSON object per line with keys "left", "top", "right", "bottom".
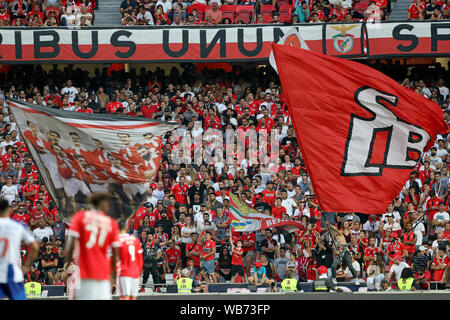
{"left": 426, "top": 189, "right": 441, "bottom": 221}
{"left": 200, "top": 231, "right": 217, "bottom": 283}
{"left": 22, "top": 176, "right": 39, "bottom": 202}
{"left": 261, "top": 181, "right": 276, "bottom": 208}
{"left": 431, "top": 247, "right": 450, "bottom": 283}
{"left": 414, "top": 267, "right": 432, "bottom": 289}
{"left": 165, "top": 240, "right": 181, "bottom": 274}
{"left": 106, "top": 94, "right": 123, "bottom": 113}
{"left": 272, "top": 198, "right": 287, "bottom": 219}
{"left": 408, "top": 0, "right": 425, "bottom": 19}
{"left": 0, "top": 4, "right": 10, "bottom": 24}
{"left": 11, "top": 203, "right": 30, "bottom": 227}
{"left": 171, "top": 176, "right": 189, "bottom": 205}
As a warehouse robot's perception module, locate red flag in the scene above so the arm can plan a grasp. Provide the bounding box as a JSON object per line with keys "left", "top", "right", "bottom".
{"left": 271, "top": 44, "right": 448, "bottom": 214}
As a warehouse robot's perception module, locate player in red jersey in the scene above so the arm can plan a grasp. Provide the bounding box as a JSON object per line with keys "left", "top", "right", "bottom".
{"left": 65, "top": 193, "right": 120, "bottom": 300}
{"left": 116, "top": 220, "right": 143, "bottom": 300}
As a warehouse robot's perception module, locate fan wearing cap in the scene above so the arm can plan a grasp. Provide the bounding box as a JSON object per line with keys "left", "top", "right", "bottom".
{"left": 248, "top": 261, "right": 270, "bottom": 286}
{"left": 386, "top": 233, "right": 406, "bottom": 268}
{"left": 254, "top": 193, "right": 272, "bottom": 214}
{"left": 382, "top": 212, "right": 402, "bottom": 239}
{"left": 312, "top": 266, "right": 343, "bottom": 292}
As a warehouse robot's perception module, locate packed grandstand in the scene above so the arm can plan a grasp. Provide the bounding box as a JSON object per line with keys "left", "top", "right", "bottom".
{"left": 0, "top": 0, "right": 448, "bottom": 27}
{"left": 0, "top": 57, "right": 448, "bottom": 296}
{"left": 0, "top": 0, "right": 448, "bottom": 301}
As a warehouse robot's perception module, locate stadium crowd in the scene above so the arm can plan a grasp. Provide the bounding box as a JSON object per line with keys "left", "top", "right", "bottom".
{"left": 408, "top": 0, "right": 449, "bottom": 20}
{"left": 0, "top": 0, "right": 95, "bottom": 26}
{"left": 120, "top": 0, "right": 394, "bottom": 26}
{"left": 0, "top": 60, "right": 449, "bottom": 293}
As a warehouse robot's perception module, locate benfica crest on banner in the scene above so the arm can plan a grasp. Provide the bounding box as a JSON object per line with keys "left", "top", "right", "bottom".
{"left": 271, "top": 44, "right": 448, "bottom": 214}
{"left": 8, "top": 99, "right": 178, "bottom": 219}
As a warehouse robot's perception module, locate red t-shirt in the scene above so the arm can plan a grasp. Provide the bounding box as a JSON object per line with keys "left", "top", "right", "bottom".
{"left": 363, "top": 246, "right": 380, "bottom": 269}
{"left": 272, "top": 206, "right": 286, "bottom": 219}
{"left": 262, "top": 190, "right": 276, "bottom": 208}
{"left": 22, "top": 183, "right": 39, "bottom": 202}
{"left": 68, "top": 209, "right": 120, "bottom": 280}
{"left": 32, "top": 207, "right": 54, "bottom": 223}
{"left": 387, "top": 241, "right": 404, "bottom": 261}
{"left": 443, "top": 231, "right": 450, "bottom": 242}
{"left": 132, "top": 207, "right": 147, "bottom": 230}
{"left": 141, "top": 105, "right": 159, "bottom": 119}
{"left": 231, "top": 247, "right": 243, "bottom": 266}
{"left": 76, "top": 107, "right": 93, "bottom": 114}
{"left": 171, "top": 184, "right": 189, "bottom": 204}
{"left": 426, "top": 197, "right": 441, "bottom": 220}
{"left": 248, "top": 101, "right": 259, "bottom": 115}
{"left": 240, "top": 233, "right": 256, "bottom": 253}
{"left": 0, "top": 13, "right": 10, "bottom": 22}
{"left": 201, "top": 240, "right": 216, "bottom": 261}
{"left": 306, "top": 261, "right": 317, "bottom": 281}
{"left": 186, "top": 241, "right": 203, "bottom": 267}
{"left": 11, "top": 212, "right": 30, "bottom": 226}
{"left": 165, "top": 247, "right": 181, "bottom": 264}
{"left": 117, "top": 233, "right": 143, "bottom": 278}
{"left": 408, "top": 2, "right": 426, "bottom": 19}
{"left": 432, "top": 256, "right": 450, "bottom": 281}
{"left": 401, "top": 231, "right": 416, "bottom": 254}
{"left": 106, "top": 101, "right": 123, "bottom": 113}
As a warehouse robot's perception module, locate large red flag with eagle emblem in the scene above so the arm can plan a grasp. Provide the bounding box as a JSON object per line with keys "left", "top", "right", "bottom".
{"left": 271, "top": 44, "right": 448, "bottom": 214}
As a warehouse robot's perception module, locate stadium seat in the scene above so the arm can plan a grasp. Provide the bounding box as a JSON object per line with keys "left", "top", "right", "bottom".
{"left": 261, "top": 4, "right": 275, "bottom": 15}
{"left": 261, "top": 4, "right": 275, "bottom": 23}
{"left": 263, "top": 14, "right": 273, "bottom": 23}
{"left": 276, "top": 0, "right": 291, "bottom": 8}
{"left": 235, "top": 5, "right": 254, "bottom": 24}
{"left": 187, "top": 3, "right": 207, "bottom": 14}
{"left": 221, "top": 5, "right": 238, "bottom": 23}
{"left": 187, "top": 3, "right": 207, "bottom": 20}
{"left": 358, "top": 0, "right": 371, "bottom": 6}
{"left": 354, "top": 3, "right": 368, "bottom": 13}
{"left": 278, "top": 4, "right": 292, "bottom": 23}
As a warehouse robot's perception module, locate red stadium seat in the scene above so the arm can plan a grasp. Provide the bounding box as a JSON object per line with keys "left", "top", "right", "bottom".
{"left": 276, "top": 0, "right": 291, "bottom": 8}
{"left": 261, "top": 4, "right": 275, "bottom": 15}
{"left": 235, "top": 5, "right": 254, "bottom": 24}
{"left": 358, "top": 0, "right": 371, "bottom": 6}
{"left": 354, "top": 3, "right": 367, "bottom": 13}
{"left": 187, "top": 3, "right": 207, "bottom": 13}
{"left": 221, "top": 5, "right": 238, "bottom": 22}
{"left": 278, "top": 4, "right": 292, "bottom": 22}
{"left": 187, "top": 3, "right": 207, "bottom": 20}
{"left": 261, "top": 4, "right": 275, "bottom": 23}
{"left": 263, "top": 14, "right": 273, "bottom": 23}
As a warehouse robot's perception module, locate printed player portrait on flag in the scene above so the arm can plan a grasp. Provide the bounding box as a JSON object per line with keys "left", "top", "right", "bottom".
{"left": 8, "top": 99, "right": 178, "bottom": 219}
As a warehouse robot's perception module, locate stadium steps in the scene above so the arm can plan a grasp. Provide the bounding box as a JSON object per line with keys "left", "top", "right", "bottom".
{"left": 95, "top": 0, "right": 123, "bottom": 26}
{"left": 388, "top": 0, "right": 410, "bottom": 21}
